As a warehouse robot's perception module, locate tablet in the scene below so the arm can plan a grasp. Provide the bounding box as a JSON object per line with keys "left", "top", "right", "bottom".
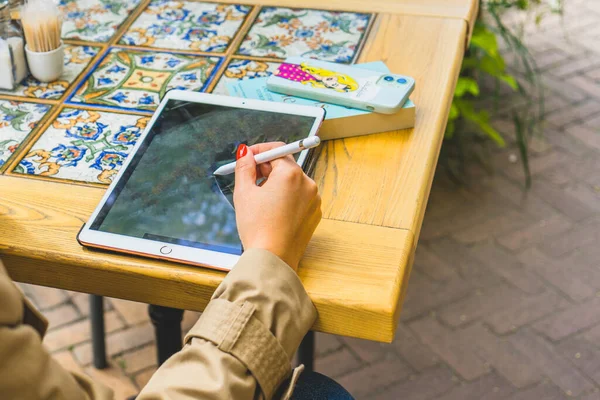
{"left": 78, "top": 90, "right": 325, "bottom": 271}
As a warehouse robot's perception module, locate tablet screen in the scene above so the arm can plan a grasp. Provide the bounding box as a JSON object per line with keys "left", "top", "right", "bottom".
{"left": 89, "top": 99, "right": 318, "bottom": 255}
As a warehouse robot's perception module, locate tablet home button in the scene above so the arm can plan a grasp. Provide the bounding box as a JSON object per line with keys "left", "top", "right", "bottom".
{"left": 160, "top": 246, "right": 172, "bottom": 255}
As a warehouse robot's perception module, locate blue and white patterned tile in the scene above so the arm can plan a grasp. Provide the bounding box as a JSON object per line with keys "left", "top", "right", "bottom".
{"left": 70, "top": 48, "right": 221, "bottom": 111}
{"left": 0, "top": 100, "right": 51, "bottom": 168}
{"left": 0, "top": 45, "right": 100, "bottom": 100}
{"left": 15, "top": 108, "right": 149, "bottom": 183}
{"left": 120, "top": 1, "right": 251, "bottom": 53}
{"left": 212, "top": 58, "right": 280, "bottom": 95}
{"left": 60, "top": 0, "right": 143, "bottom": 42}
{"left": 237, "top": 7, "right": 372, "bottom": 63}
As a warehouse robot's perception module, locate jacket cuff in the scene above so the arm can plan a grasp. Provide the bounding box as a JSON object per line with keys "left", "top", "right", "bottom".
{"left": 185, "top": 299, "right": 290, "bottom": 399}
{"left": 211, "top": 248, "right": 318, "bottom": 358}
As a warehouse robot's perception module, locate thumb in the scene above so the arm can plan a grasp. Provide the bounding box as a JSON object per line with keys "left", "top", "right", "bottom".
{"left": 234, "top": 144, "right": 256, "bottom": 190}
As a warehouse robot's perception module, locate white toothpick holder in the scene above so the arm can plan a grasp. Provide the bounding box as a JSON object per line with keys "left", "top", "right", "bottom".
{"left": 25, "top": 41, "right": 64, "bottom": 82}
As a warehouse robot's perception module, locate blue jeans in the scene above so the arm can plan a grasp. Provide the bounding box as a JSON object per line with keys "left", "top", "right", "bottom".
{"left": 287, "top": 371, "right": 354, "bottom": 400}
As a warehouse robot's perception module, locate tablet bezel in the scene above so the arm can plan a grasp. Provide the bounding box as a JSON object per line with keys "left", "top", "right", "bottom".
{"left": 77, "top": 90, "right": 325, "bottom": 271}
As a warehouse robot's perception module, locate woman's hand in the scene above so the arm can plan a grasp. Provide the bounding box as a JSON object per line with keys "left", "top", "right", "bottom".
{"left": 233, "top": 142, "right": 322, "bottom": 272}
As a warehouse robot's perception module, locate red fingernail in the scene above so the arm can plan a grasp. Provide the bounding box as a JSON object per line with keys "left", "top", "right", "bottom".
{"left": 236, "top": 144, "right": 247, "bottom": 160}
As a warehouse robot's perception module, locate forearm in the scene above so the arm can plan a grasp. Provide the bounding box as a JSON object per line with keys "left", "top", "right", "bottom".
{"left": 138, "top": 249, "right": 317, "bottom": 400}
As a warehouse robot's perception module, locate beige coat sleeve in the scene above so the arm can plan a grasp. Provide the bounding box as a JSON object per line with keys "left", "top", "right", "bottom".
{"left": 138, "top": 248, "right": 318, "bottom": 400}
{"left": 0, "top": 260, "right": 113, "bottom": 400}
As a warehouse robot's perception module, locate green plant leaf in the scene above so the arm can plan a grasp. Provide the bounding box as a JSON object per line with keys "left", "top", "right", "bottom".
{"left": 470, "top": 23, "right": 499, "bottom": 58}
{"left": 456, "top": 100, "right": 506, "bottom": 147}
{"left": 449, "top": 102, "right": 460, "bottom": 120}
{"left": 454, "top": 77, "right": 480, "bottom": 97}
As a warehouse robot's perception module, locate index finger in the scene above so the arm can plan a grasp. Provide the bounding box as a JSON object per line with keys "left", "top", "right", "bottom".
{"left": 248, "top": 141, "right": 286, "bottom": 155}
{"left": 249, "top": 141, "right": 295, "bottom": 178}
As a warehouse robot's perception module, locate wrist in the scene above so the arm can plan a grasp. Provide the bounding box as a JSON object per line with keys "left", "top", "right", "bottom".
{"left": 244, "top": 244, "right": 298, "bottom": 273}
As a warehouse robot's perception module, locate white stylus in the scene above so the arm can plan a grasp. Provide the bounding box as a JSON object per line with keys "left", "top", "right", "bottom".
{"left": 213, "top": 136, "right": 321, "bottom": 176}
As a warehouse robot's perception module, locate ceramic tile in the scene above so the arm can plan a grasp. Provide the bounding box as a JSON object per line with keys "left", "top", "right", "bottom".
{"left": 14, "top": 108, "right": 149, "bottom": 184}
{"left": 0, "top": 45, "right": 100, "bottom": 100}
{"left": 120, "top": 0, "right": 251, "bottom": 53}
{"left": 70, "top": 48, "right": 221, "bottom": 111}
{"left": 60, "top": 0, "right": 143, "bottom": 42}
{"left": 212, "top": 58, "right": 280, "bottom": 95}
{"left": 0, "top": 101, "right": 51, "bottom": 168}
{"left": 237, "top": 7, "right": 372, "bottom": 63}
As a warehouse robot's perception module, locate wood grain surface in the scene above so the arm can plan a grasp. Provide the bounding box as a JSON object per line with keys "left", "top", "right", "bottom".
{"left": 0, "top": 10, "right": 469, "bottom": 342}
{"left": 0, "top": 176, "right": 413, "bottom": 341}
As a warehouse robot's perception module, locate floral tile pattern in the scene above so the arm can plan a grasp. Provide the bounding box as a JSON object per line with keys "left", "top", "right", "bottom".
{"left": 70, "top": 48, "right": 221, "bottom": 111}
{"left": 60, "top": 0, "right": 143, "bottom": 42}
{"left": 237, "top": 8, "right": 372, "bottom": 63}
{"left": 212, "top": 58, "right": 280, "bottom": 95}
{"left": 0, "top": 101, "right": 51, "bottom": 168}
{"left": 15, "top": 108, "right": 149, "bottom": 184}
{"left": 0, "top": 46, "right": 100, "bottom": 100}
{"left": 120, "top": 1, "right": 251, "bottom": 53}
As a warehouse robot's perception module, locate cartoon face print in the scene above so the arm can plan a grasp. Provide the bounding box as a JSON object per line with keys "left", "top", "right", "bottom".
{"left": 320, "top": 75, "right": 349, "bottom": 91}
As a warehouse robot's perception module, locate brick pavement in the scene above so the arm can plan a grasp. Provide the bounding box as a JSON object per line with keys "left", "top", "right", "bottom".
{"left": 13, "top": 0, "right": 600, "bottom": 397}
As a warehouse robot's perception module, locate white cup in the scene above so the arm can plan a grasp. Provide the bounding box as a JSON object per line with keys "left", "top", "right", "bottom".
{"left": 25, "top": 41, "right": 64, "bottom": 83}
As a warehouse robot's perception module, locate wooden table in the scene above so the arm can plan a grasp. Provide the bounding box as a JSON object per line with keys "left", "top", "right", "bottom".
{"left": 1, "top": 0, "right": 476, "bottom": 355}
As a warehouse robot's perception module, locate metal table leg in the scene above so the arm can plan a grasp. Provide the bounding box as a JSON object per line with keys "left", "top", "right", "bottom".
{"left": 298, "top": 331, "right": 315, "bottom": 372}
{"left": 148, "top": 305, "right": 184, "bottom": 365}
{"left": 90, "top": 295, "right": 107, "bottom": 369}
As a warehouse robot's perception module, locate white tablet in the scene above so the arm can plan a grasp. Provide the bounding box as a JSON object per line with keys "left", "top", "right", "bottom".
{"left": 78, "top": 90, "right": 325, "bottom": 271}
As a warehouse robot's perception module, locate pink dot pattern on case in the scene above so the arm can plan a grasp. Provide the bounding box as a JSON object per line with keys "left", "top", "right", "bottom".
{"left": 275, "top": 63, "right": 316, "bottom": 83}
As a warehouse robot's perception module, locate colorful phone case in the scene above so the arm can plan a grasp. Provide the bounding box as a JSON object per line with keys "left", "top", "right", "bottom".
{"left": 266, "top": 57, "right": 415, "bottom": 114}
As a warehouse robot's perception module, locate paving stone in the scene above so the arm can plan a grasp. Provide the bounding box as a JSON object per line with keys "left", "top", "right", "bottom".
{"left": 427, "top": 238, "right": 503, "bottom": 289}
{"left": 71, "top": 293, "right": 111, "bottom": 317}
{"left": 438, "top": 283, "right": 523, "bottom": 327}
{"left": 134, "top": 367, "right": 157, "bottom": 390}
{"left": 53, "top": 350, "right": 86, "bottom": 376}
{"left": 400, "top": 271, "right": 472, "bottom": 322}
{"left": 533, "top": 297, "right": 600, "bottom": 341}
{"left": 434, "top": 373, "right": 515, "bottom": 400}
{"left": 44, "top": 311, "right": 124, "bottom": 352}
{"left": 468, "top": 241, "right": 546, "bottom": 294}
{"left": 74, "top": 322, "right": 155, "bottom": 366}
{"left": 413, "top": 244, "right": 457, "bottom": 282}
{"left": 110, "top": 298, "right": 149, "bottom": 326}
{"left": 85, "top": 362, "right": 138, "bottom": 398}
{"left": 409, "top": 317, "right": 487, "bottom": 381}
{"left": 342, "top": 336, "right": 395, "bottom": 364}
{"left": 315, "top": 333, "right": 343, "bottom": 356}
{"left": 549, "top": 56, "right": 600, "bottom": 78}
{"left": 509, "top": 330, "right": 594, "bottom": 396}
{"left": 506, "top": 381, "right": 570, "bottom": 400}
{"left": 43, "top": 304, "right": 81, "bottom": 330}
{"left": 336, "top": 355, "right": 412, "bottom": 399}
{"left": 116, "top": 344, "right": 157, "bottom": 375}
{"left": 518, "top": 248, "right": 596, "bottom": 302}
{"left": 182, "top": 310, "right": 201, "bottom": 333}
{"left": 545, "top": 74, "right": 589, "bottom": 102}
{"left": 546, "top": 100, "right": 600, "bottom": 127}
{"left": 23, "top": 285, "right": 68, "bottom": 310}
{"left": 568, "top": 75, "right": 600, "bottom": 97}
{"left": 393, "top": 324, "right": 439, "bottom": 372}
{"left": 556, "top": 336, "right": 600, "bottom": 386}
{"left": 451, "top": 210, "right": 534, "bottom": 245}
{"left": 566, "top": 124, "right": 600, "bottom": 152}
{"left": 531, "top": 179, "right": 598, "bottom": 221}
{"left": 578, "top": 390, "right": 600, "bottom": 400}
{"left": 538, "top": 217, "right": 600, "bottom": 257}
{"left": 314, "top": 348, "right": 362, "bottom": 379}
{"left": 484, "top": 289, "right": 570, "bottom": 335}
{"left": 497, "top": 214, "right": 573, "bottom": 251}
{"left": 461, "top": 323, "right": 542, "bottom": 388}
{"left": 370, "top": 366, "right": 456, "bottom": 400}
